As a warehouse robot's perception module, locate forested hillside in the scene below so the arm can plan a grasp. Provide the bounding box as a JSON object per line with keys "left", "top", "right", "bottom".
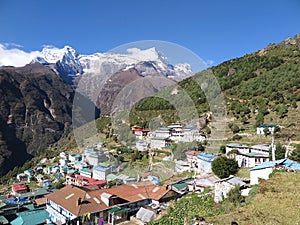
{"left": 130, "top": 35, "right": 300, "bottom": 139}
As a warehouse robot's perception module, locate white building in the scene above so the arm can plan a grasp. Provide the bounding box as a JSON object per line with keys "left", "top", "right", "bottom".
{"left": 136, "top": 140, "right": 149, "bottom": 151}
{"left": 226, "top": 143, "right": 270, "bottom": 168}
{"left": 182, "top": 126, "right": 206, "bottom": 143}
{"left": 168, "top": 124, "right": 183, "bottom": 141}
{"left": 214, "top": 176, "right": 246, "bottom": 203}
{"left": 68, "top": 154, "right": 82, "bottom": 162}
{"left": 152, "top": 127, "right": 171, "bottom": 139}
{"left": 185, "top": 150, "right": 200, "bottom": 164}
{"left": 226, "top": 143, "right": 249, "bottom": 154}
{"left": 85, "top": 149, "right": 107, "bottom": 166}
{"left": 196, "top": 153, "right": 218, "bottom": 174}
{"left": 150, "top": 137, "right": 172, "bottom": 150}
{"left": 251, "top": 144, "right": 270, "bottom": 155}
{"left": 92, "top": 165, "right": 113, "bottom": 180}
{"left": 256, "top": 124, "right": 276, "bottom": 135}
{"left": 249, "top": 158, "right": 300, "bottom": 185}
{"left": 79, "top": 168, "right": 92, "bottom": 178}
{"left": 175, "top": 160, "right": 190, "bottom": 173}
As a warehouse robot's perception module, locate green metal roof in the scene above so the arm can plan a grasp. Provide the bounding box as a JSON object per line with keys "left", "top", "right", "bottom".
{"left": 80, "top": 168, "right": 91, "bottom": 173}
{"left": 0, "top": 202, "right": 6, "bottom": 208}
{"left": 171, "top": 177, "right": 194, "bottom": 191}
{"left": 239, "top": 152, "right": 269, "bottom": 158}
{"left": 24, "top": 204, "right": 35, "bottom": 210}
{"left": 257, "top": 124, "right": 277, "bottom": 128}
{"left": 0, "top": 195, "right": 8, "bottom": 201}
{"left": 108, "top": 207, "right": 129, "bottom": 214}
{"left": 0, "top": 215, "right": 9, "bottom": 224}
{"left": 98, "top": 162, "right": 111, "bottom": 167}
{"left": 106, "top": 174, "right": 118, "bottom": 181}
{"left": 20, "top": 187, "right": 51, "bottom": 198}
{"left": 11, "top": 208, "right": 48, "bottom": 225}
{"left": 227, "top": 143, "right": 249, "bottom": 148}
{"left": 151, "top": 137, "right": 169, "bottom": 140}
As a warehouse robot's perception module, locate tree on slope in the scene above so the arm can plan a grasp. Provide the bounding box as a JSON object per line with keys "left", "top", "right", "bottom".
{"left": 212, "top": 156, "right": 239, "bottom": 179}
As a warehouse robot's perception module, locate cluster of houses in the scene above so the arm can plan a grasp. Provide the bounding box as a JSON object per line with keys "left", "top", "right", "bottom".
{"left": 133, "top": 123, "right": 206, "bottom": 151}
{"left": 1, "top": 122, "right": 299, "bottom": 224}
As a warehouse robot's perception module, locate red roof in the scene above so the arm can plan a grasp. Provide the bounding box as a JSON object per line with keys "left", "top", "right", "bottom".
{"left": 12, "top": 183, "right": 28, "bottom": 192}
{"left": 185, "top": 150, "right": 201, "bottom": 157}
{"left": 46, "top": 182, "right": 171, "bottom": 216}
{"left": 66, "top": 174, "right": 106, "bottom": 186}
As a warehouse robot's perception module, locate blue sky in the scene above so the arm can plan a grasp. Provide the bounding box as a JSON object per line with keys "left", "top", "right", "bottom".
{"left": 0, "top": 0, "right": 299, "bottom": 65}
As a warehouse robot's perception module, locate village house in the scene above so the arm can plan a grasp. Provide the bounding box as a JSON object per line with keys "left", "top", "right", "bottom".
{"left": 68, "top": 154, "right": 82, "bottom": 162}
{"left": 168, "top": 177, "right": 194, "bottom": 195}
{"left": 135, "top": 207, "right": 156, "bottom": 224}
{"left": 196, "top": 153, "right": 218, "bottom": 174}
{"left": 84, "top": 149, "right": 107, "bottom": 166}
{"left": 92, "top": 164, "right": 114, "bottom": 180}
{"left": 251, "top": 144, "right": 270, "bottom": 155}
{"left": 150, "top": 137, "right": 172, "bottom": 150}
{"left": 132, "top": 126, "right": 150, "bottom": 139}
{"left": 226, "top": 143, "right": 250, "bottom": 154}
{"left": 256, "top": 124, "right": 277, "bottom": 135}
{"left": 182, "top": 126, "right": 206, "bottom": 143}
{"left": 214, "top": 176, "right": 246, "bottom": 203}
{"left": 11, "top": 183, "right": 29, "bottom": 195}
{"left": 226, "top": 143, "right": 270, "bottom": 167}
{"left": 141, "top": 172, "right": 160, "bottom": 185}
{"left": 136, "top": 139, "right": 149, "bottom": 151}
{"left": 186, "top": 174, "right": 220, "bottom": 192}
{"left": 228, "top": 152, "right": 269, "bottom": 168}
{"left": 79, "top": 168, "right": 92, "bottom": 178}
{"left": 46, "top": 181, "right": 175, "bottom": 225}
{"left": 175, "top": 160, "right": 190, "bottom": 173}
{"left": 166, "top": 124, "right": 206, "bottom": 143}
{"left": 59, "top": 157, "right": 68, "bottom": 167}
{"left": 65, "top": 173, "right": 107, "bottom": 187}
{"left": 16, "top": 173, "right": 30, "bottom": 183}
{"left": 185, "top": 150, "right": 200, "bottom": 172}
{"left": 117, "top": 174, "right": 137, "bottom": 184}
{"left": 152, "top": 127, "right": 171, "bottom": 139}
{"left": 44, "top": 165, "right": 60, "bottom": 175}
{"left": 168, "top": 124, "right": 183, "bottom": 141}
{"left": 249, "top": 158, "right": 300, "bottom": 185}
{"left": 59, "top": 152, "right": 68, "bottom": 159}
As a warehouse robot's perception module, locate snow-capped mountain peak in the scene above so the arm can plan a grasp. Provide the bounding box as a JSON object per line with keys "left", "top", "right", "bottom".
{"left": 126, "top": 47, "right": 161, "bottom": 62}
{"left": 31, "top": 45, "right": 194, "bottom": 84}
{"left": 41, "top": 45, "right": 77, "bottom": 64}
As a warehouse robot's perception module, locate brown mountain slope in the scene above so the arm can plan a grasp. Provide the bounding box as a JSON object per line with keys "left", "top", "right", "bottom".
{"left": 0, "top": 63, "right": 74, "bottom": 176}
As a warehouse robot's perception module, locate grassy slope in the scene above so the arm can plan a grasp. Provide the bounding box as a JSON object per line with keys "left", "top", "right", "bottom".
{"left": 208, "top": 172, "right": 300, "bottom": 225}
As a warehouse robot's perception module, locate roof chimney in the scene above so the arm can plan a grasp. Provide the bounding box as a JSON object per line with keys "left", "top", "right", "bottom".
{"left": 77, "top": 197, "right": 82, "bottom": 206}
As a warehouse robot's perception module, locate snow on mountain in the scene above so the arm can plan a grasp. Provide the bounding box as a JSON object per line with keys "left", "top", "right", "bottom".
{"left": 31, "top": 45, "right": 194, "bottom": 84}
{"left": 41, "top": 45, "right": 77, "bottom": 63}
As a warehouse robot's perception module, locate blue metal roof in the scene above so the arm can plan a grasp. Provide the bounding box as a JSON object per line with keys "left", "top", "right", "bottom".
{"left": 249, "top": 158, "right": 300, "bottom": 171}
{"left": 282, "top": 159, "right": 300, "bottom": 170}
{"left": 93, "top": 165, "right": 111, "bottom": 172}
{"left": 196, "top": 152, "right": 218, "bottom": 162}
{"left": 249, "top": 159, "right": 285, "bottom": 171}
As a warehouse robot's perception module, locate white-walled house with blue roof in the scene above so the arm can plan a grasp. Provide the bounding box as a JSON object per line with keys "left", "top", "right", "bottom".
{"left": 93, "top": 164, "right": 114, "bottom": 180}
{"left": 196, "top": 153, "right": 218, "bottom": 174}
{"left": 249, "top": 158, "right": 300, "bottom": 185}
